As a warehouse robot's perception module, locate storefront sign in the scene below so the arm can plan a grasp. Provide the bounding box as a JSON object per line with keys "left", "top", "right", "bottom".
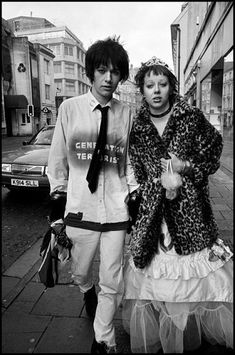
{"left": 41, "top": 107, "right": 51, "bottom": 113}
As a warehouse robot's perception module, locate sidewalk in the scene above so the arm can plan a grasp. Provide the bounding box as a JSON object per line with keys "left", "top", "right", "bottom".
{"left": 2, "top": 137, "right": 233, "bottom": 353}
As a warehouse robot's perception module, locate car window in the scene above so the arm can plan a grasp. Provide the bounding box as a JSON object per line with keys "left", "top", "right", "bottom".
{"left": 30, "top": 127, "right": 55, "bottom": 145}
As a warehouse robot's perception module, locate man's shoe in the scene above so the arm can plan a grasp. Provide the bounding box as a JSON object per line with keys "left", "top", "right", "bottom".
{"left": 91, "top": 339, "right": 117, "bottom": 354}
{"left": 84, "top": 285, "right": 98, "bottom": 319}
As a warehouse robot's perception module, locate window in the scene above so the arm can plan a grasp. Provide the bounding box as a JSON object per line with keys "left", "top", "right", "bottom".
{"left": 65, "top": 62, "right": 74, "bottom": 74}
{"left": 45, "top": 84, "right": 50, "bottom": 100}
{"left": 65, "top": 80, "right": 75, "bottom": 92}
{"left": 55, "top": 80, "right": 62, "bottom": 91}
{"left": 44, "top": 59, "right": 50, "bottom": 75}
{"left": 30, "top": 58, "right": 38, "bottom": 78}
{"left": 14, "top": 21, "right": 20, "bottom": 31}
{"left": 64, "top": 45, "right": 73, "bottom": 56}
{"left": 21, "top": 113, "right": 30, "bottom": 124}
{"left": 54, "top": 62, "right": 61, "bottom": 73}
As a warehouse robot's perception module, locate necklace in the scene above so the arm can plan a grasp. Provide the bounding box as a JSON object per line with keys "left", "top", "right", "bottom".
{"left": 150, "top": 105, "right": 172, "bottom": 118}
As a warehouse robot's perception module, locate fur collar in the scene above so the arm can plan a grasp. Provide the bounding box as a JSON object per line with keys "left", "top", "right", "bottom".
{"left": 135, "top": 95, "right": 192, "bottom": 127}
{"left": 131, "top": 95, "right": 197, "bottom": 160}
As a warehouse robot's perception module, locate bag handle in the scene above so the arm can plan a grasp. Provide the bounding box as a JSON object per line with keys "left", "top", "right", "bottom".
{"left": 167, "top": 159, "right": 173, "bottom": 174}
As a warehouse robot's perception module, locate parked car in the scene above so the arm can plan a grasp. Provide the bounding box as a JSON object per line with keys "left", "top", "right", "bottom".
{"left": 2, "top": 125, "right": 55, "bottom": 192}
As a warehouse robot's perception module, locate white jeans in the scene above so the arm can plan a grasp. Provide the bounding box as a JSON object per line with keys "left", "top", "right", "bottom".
{"left": 66, "top": 226, "right": 126, "bottom": 347}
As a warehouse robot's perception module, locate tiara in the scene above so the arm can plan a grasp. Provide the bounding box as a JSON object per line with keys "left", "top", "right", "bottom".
{"left": 141, "top": 56, "right": 174, "bottom": 73}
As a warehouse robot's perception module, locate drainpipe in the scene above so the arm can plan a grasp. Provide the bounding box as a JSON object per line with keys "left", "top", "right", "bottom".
{"left": 176, "top": 25, "right": 181, "bottom": 94}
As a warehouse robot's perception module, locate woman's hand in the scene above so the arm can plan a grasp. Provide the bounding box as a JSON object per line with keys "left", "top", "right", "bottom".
{"left": 160, "top": 153, "right": 184, "bottom": 173}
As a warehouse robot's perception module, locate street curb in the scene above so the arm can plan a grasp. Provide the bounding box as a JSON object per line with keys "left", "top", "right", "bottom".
{"left": 2, "top": 238, "right": 43, "bottom": 310}
{"left": 2, "top": 259, "right": 42, "bottom": 309}
{"left": 3, "top": 238, "right": 42, "bottom": 278}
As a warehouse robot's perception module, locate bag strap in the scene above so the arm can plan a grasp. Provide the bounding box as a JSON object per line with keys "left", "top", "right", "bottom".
{"left": 167, "top": 159, "right": 173, "bottom": 174}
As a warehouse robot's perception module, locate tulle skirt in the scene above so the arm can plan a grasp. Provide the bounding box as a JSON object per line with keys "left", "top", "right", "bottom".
{"left": 122, "top": 222, "right": 233, "bottom": 353}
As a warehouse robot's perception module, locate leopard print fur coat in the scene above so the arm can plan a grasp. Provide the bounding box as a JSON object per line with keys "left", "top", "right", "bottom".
{"left": 129, "top": 95, "right": 223, "bottom": 269}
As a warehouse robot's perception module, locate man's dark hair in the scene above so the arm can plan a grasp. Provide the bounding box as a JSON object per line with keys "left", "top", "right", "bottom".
{"left": 85, "top": 36, "right": 129, "bottom": 83}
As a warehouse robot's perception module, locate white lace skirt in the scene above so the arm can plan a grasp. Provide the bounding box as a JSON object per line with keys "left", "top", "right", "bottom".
{"left": 122, "top": 221, "right": 233, "bottom": 353}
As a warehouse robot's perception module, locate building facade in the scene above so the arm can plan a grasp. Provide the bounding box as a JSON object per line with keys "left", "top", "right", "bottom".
{"left": 2, "top": 18, "right": 57, "bottom": 136}
{"left": 118, "top": 79, "right": 139, "bottom": 115}
{"left": 171, "top": 2, "right": 233, "bottom": 137}
{"left": 4, "top": 15, "right": 140, "bottom": 135}
{"left": 33, "top": 43, "right": 56, "bottom": 127}
{"left": 118, "top": 64, "right": 142, "bottom": 115}
{"left": 7, "top": 16, "right": 91, "bottom": 116}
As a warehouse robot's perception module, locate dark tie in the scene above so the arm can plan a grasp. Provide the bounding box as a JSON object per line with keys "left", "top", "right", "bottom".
{"left": 86, "top": 104, "right": 109, "bottom": 193}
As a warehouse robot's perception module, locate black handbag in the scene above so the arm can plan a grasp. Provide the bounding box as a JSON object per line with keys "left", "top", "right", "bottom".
{"left": 38, "top": 225, "right": 73, "bottom": 288}
{"left": 38, "top": 227, "right": 58, "bottom": 288}
{"left": 38, "top": 190, "right": 72, "bottom": 288}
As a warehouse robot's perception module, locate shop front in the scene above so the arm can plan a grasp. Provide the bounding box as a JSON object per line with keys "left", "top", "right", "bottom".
{"left": 3, "top": 94, "right": 32, "bottom": 136}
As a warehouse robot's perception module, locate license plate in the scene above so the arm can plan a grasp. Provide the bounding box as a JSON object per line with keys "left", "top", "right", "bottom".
{"left": 11, "top": 179, "right": 39, "bottom": 187}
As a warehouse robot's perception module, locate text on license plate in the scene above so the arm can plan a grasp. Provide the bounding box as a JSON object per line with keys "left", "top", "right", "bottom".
{"left": 11, "top": 179, "right": 39, "bottom": 187}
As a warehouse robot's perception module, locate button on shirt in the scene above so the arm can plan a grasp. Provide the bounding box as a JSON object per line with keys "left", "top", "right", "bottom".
{"left": 47, "top": 90, "right": 138, "bottom": 231}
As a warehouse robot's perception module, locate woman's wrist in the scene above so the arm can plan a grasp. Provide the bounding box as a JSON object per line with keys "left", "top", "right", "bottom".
{"left": 181, "top": 160, "right": 191, "bottom": 174}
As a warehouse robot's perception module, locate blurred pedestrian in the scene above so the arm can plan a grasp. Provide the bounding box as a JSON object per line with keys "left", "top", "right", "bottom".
{"left": 122, "top": 57, "right": 233, "bottom": 353}
{"left": 47, "top": 36, "right": 137, "bottom": 354}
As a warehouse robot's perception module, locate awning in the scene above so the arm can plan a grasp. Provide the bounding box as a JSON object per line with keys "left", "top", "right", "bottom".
{"left": 4, "top": 95, "right": 28, "bottom": 109}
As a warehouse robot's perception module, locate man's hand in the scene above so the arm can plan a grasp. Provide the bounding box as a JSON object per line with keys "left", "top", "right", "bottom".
{"left": 51, "top": 219, "right": 64, "bottom": 235}
{"left": 49, "top": 191, "right": 67, "bottom": 223}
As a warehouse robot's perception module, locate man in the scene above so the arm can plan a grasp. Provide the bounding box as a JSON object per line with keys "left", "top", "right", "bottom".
{"left": 47, "top": 36, "right": 137, "bottom": 353}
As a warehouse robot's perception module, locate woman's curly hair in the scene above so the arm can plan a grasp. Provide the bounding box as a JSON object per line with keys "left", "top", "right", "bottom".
{"left": 135, "top": 64, "right": 178, "bottom": 106}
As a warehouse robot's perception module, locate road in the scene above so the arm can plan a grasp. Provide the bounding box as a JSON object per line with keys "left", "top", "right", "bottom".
{"left": 2, "top": 187, "right": 51, "bottom": 273}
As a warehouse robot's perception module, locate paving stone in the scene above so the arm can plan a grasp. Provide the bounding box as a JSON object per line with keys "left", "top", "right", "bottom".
{"left": 15, "top": 281, "right": 45, "bottom": 302}
{"left": 210, "top": 171, "right": 233, "bottom": 185}
{"left": 216, "top": 187, "right": 234, "bottom": 198}
{"left": 3, "top": 239, "right": 42, "bottom": 278}
{"left": 209, "top": 190, "right": 221, "bottom": 198}
{"left": 2, "top": 276, "right": 20, "bottom": 299}
{"left": 34, "top": 316, "right": 94, "bottom": 353}
{"left": 212, "top": 204, "right": 231, "bottom": 211}
{"left": 224, "top": 184, "right": 233, "bottom": 191}
{"left": 114, "top": 319, "right": 131, "bottom": 353}
{"left": 213, "top": 211, "right": 225, "bottom": 220}
{"left": 219, "top": 230, "right": 233, "bottom": 239}
{"left": 2, "top": 312, "right": 51, "bottom": 333}
{"left": 2, "top": 332, "right": 42, "bottom": 353}
{"left": 6, "top": 300, "right": 36, "bottom": 314}
{"left": 226, "top": 200, "right": 233, "bottom": 209}
{"left": 217, "top": 220, "right": 233, "bottom": 230}
{"left": 31, "top": 284, "right": 83, "bottom": 317}
{"left": 211, "top": 197, "right": 231, "bottom": 205}
{"left": 220, "top": 211, "right": 234, "bottom": 220}
{"left": 1, "top": 163, "right": 232, "bottom": 354}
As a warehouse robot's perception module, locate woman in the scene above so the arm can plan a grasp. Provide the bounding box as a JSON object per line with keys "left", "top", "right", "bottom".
{"left": 122, "top": 57, "right": 233, "bottom": 353}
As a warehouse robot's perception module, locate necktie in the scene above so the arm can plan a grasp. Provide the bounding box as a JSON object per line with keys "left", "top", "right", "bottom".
{"left": 86, "top": 104, "right": 109, "bottom": 193}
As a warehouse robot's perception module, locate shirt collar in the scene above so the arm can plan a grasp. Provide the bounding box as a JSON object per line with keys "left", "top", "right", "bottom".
{"left": 88, "top": 89, "right": 113, "bottom": 112}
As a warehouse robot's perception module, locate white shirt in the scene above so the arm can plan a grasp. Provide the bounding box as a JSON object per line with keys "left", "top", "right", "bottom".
{"left": 47, "top": 90, "right": 138, "bottom": 231}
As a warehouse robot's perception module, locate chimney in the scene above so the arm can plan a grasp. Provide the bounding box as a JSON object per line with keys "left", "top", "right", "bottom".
{"left": 30, "top": 11, "right": 32, "bottom": 17}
